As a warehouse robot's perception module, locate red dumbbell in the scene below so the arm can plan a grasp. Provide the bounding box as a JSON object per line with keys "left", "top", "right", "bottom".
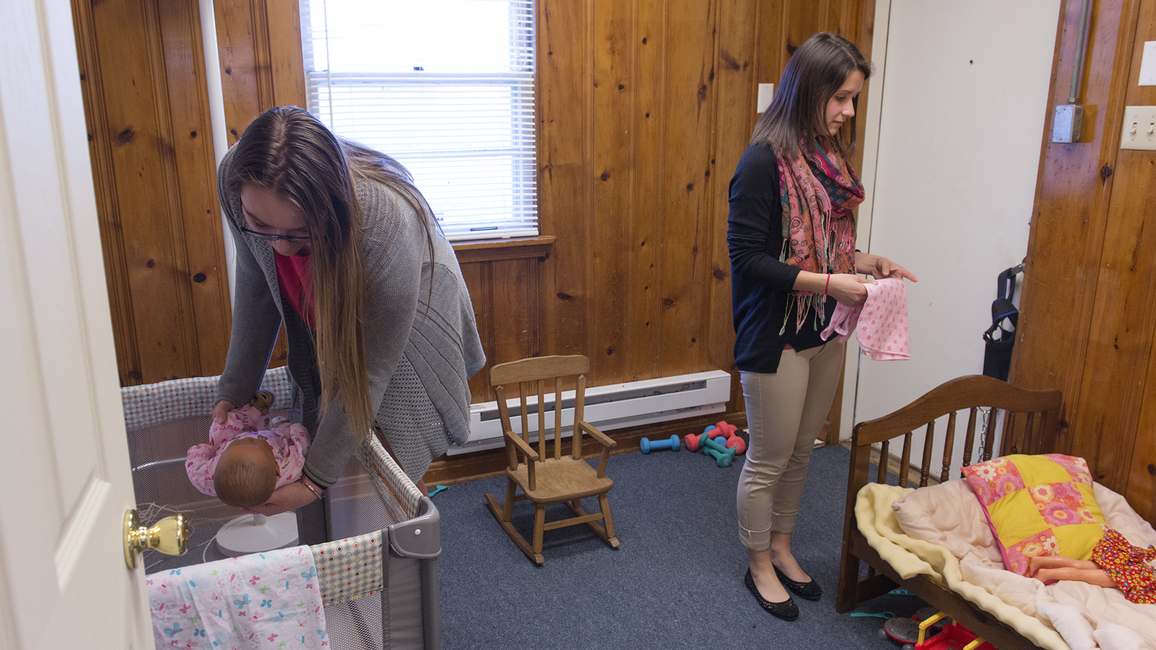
{"left": 726, "top": 434, "right": 747, "bottom": 455}
{"left": 685, "top": 430, "right": 707, "bottom": 452}
{"left": 711, "top": 421, "right": 738, "bottom": 439}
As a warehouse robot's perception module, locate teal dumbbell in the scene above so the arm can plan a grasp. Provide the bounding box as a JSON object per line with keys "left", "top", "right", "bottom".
{"left": 640, "top": 434, "right": 680, "bottom": 454}
{"left": 702, "top": 435, "right": 737, "bottom": 467}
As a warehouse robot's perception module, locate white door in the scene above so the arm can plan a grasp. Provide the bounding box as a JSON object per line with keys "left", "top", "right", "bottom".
{"left": 0, "top": 1, "right": 152, "bottom": 648}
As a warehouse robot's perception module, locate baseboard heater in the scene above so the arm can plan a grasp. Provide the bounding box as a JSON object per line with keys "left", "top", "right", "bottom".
{"left": 447, "top": 369, "right": 732, "bottom": 456}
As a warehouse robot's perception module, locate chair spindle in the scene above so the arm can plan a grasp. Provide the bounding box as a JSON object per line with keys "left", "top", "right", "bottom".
{"left": 553, "top": 378, "right": 563, "bottom": 460}
{"left": 574, "top": 374, "right": 587, "bottom": 459}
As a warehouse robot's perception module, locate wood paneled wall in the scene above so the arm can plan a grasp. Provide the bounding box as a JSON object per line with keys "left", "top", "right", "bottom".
{"left": 73, "top": 0, "right": 306, "bottom": 384}
{"left": 466, "top": 0, "right": 875, "bottom": 408}
{"left": 72, "top": 0, "right": 232, "bottom": 385}
{"left": 77, "top": 0, "right": 873, "bottom": 399}
{"left": 75, "top": 0, "right": 873, "bottom": 481}
{"left": 1009, "top": 0, "right": 1156, "bottom": 522}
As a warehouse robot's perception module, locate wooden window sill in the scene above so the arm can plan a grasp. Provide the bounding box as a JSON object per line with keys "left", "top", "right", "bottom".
{"left": 452, "top": 235, "right": 556, "bottom": 264}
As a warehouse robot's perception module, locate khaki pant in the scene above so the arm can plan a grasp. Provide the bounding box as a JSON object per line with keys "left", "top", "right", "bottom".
{"left": 736, "top": 342, "right": 844, "bottom": 550}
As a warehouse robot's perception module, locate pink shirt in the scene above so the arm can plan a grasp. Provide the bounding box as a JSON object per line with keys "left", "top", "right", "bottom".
{"left": 185, "top": 404, "right": 310, "bottom": 497}
{"left": 820, "top": 277, "right": 910, "bottom": 361}
{"left": 275, "top": 251, "right": 315, "bottom": 329}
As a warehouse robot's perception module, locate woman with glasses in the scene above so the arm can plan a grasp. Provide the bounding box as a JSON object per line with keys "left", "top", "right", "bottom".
{"left": 211, "top": 106, "right": 485, "bottom": 539}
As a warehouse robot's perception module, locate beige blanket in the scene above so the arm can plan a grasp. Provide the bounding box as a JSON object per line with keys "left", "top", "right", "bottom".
{"left": 856, "top": 481, "right": 1156, "bottom": 650}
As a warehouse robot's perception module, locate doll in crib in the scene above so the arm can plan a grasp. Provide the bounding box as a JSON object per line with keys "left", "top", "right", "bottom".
{"left": 1028, "top": 527, "right": 1156, "bottom": 605}
{"left": 185, "top": 390, "right": 310, "bottom": 508}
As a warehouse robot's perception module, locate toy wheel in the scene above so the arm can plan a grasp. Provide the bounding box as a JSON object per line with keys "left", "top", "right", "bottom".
{"left": 883, "top": 617, "right": 921, "bottom": 644}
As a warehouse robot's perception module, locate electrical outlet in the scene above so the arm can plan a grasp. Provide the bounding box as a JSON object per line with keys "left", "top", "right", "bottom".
{"left": 1120, "top": 106, "right": 1156, "bottom": 151}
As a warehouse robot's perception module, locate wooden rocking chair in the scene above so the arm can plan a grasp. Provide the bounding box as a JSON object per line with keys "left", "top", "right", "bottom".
{"left": 484, "top": 355, "right": 620, "bottom": 564}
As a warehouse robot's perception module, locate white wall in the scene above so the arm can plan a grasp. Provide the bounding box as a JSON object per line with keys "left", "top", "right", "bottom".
{"left": 841, "top": 0, "right": 1062, "bottom": 474}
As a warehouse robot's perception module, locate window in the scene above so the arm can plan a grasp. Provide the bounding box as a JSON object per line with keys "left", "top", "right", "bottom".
{"left": 300, "top": 0, "right": 537, "bottom": 241}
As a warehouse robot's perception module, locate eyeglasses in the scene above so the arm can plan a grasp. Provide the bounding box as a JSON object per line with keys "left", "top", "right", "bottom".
{"left": 239, "top": 225, "right": 311, "bottom": 244}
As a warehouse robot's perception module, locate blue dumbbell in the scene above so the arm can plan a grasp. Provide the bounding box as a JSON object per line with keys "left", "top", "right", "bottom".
{"left": 640, "top": 434, "right": 680, "bottom": 454}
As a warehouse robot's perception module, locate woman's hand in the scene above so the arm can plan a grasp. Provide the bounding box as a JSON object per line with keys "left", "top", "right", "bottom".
{"left": 212, "top": 399, "right": 236, "bottom": 425}
{"left": 242, "top": 478, "right": 321, "bottom": 516}
{"left": 856, "top": 252, "right": 919, "bottom": 282}
{"left": 826, "top": 273, "right": 874, "bottom": 306}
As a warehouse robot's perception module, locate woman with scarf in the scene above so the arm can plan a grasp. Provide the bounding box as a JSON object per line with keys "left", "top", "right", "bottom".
{"left": 727, "top": 33, "right": 917, "bottom": 621}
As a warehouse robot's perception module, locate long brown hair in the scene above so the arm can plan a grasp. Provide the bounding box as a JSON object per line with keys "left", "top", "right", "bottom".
{"left": 751, "top": 32, "right": 871, "bottom": 159}
{"left": 226, "top": 106, "right": 436, "bottom": 441}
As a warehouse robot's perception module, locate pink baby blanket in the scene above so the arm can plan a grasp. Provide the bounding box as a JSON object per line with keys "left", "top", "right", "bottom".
{"left": 820, "top": 277, "right": 910, "bottom": 360}
{"left": 147, "top": 546, "right": 328, "bottom": 649}
{"left": 186, "top": 404, "right": 310, "bottom": 497}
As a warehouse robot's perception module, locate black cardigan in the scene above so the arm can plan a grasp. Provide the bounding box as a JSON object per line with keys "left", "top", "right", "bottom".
{"left": 727, "top": 144, "right": 839, "bottom": 373}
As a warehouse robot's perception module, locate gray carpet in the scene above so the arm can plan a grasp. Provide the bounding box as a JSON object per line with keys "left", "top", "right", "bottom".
{"left": 433, "top": 442, "right": 923, "bottom": 649}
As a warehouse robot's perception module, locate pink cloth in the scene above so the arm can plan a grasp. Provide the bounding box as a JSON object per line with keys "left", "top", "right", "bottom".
{"left": 186, "top": 404, "right": 310, "bottom": 497}
{"left": 820, "top": 277, "right": 910, "bottom": 360}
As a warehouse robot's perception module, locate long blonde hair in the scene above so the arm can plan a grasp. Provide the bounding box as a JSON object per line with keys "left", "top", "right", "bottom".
{"left": 226, "top": 106, "right": 435, "bottom": 440}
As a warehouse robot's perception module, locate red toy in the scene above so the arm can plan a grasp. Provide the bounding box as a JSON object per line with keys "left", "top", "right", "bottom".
{"left": 686, "top": 425, "right": 718, "bottom": 452}
{"left": 686, "top": 423, "right": 747, "bottom": 455}
{"left": 710, "top": 421, "right": 738, "bottom": 439}
{"left": 915, "top": 613, "right": 996, "bottom": 650}
{"left": 726, "top": 435, "right": 747, "bottom": 455}
{"left": 685, "top": 432, "right": 704, "bottom": 452}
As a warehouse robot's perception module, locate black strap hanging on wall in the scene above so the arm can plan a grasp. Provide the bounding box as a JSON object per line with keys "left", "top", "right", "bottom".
{"left": 982, "top": 264, "right": 1024, "bottom": 381}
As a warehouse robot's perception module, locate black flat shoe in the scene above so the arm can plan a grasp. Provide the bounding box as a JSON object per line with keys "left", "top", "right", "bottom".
{"left": 744, "top": 569, "right": 799, "bottom": 621}
{"left": 773, "top": 564, "right": 822, "bottom": 601}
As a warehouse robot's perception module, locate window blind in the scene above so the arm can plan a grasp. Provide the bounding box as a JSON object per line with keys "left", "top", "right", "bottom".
{"left": 300, "top": 0, "right": 537, "bottom": 241}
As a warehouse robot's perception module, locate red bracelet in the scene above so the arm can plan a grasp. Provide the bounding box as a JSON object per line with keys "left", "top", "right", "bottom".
{"left": 824, "top": 273, "right": 831, "bottom": 297}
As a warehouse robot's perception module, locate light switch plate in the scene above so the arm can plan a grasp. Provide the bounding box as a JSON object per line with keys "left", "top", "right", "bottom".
{"left": 756, "top": 83, "right": 774, "bottom": 114}
{"left": 1139, "top": 41, "right": 1156, "bottom": 86}
{"left": 1120, "top": 106, "right": 1156, "bottom": 151}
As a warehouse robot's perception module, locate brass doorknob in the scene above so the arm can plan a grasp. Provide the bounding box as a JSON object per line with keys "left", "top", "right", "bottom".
{"left": 124, "top": 509, "right": 191, "bottom": 570}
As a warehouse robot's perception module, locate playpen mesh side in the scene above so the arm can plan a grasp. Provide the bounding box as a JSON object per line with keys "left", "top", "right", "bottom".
{"left": 124, "top": 368, "right": 436, "bottom": 649}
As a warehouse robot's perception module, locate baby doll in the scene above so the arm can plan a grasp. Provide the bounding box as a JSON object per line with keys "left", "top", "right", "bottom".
{"left": 1028, "top": 527, "right": 1156, "bottom": 605}
{"left": 185, "top": 390, "right": 310, "bottom": 509}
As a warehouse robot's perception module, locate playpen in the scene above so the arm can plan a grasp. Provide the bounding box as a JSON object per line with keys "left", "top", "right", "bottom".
{"left": 122, "top": 366, "right": 441, "bottom": 649}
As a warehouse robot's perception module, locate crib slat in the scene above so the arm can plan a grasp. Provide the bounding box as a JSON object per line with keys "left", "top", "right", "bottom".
{"left": 941, "top": 411, "right": 957, "bottom": 483}
{"left": 877, "top": 441, "right": 890, "bottom": 484}
{"left": 920, "top": 422, "right": 935, "bottom": 487}
{"left": 899, "top": 433, "right": 912, "bottom": 488}
{"left": 1035, "top": 410, "right": 1049, "bottom": 455}
{"left": 1022, "top": 412, "right": 1036, "bottom": 456}
{"left": 982, "top": 409, "right": 1001, "bottom": 461}
{"left": 1003, "top": 409, "right": 1021, "bottom": 455}
{"left": 963, "top": 407, "right": 978, "bottom": 467}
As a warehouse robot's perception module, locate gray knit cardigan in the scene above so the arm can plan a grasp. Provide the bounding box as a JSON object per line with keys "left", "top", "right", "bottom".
{"left": 215, "top": 148, "right": 486, "bottom": 487}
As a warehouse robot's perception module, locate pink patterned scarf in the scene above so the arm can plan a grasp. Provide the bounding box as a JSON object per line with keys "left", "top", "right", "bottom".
{"left": 775, "top": 138, "right": 864, "bottom": 333}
